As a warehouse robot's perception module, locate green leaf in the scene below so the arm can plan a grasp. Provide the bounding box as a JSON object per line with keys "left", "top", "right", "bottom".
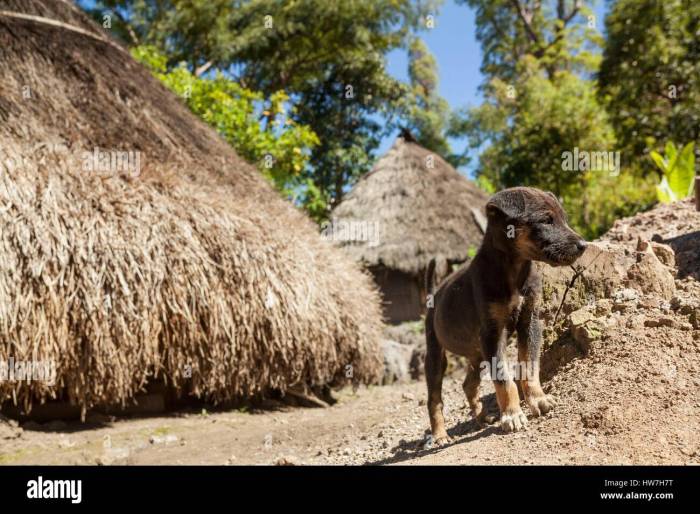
{"left": 649, "top": 151, "right": 667, "bottom": 174}
{"left": 664, "top": 141, "right": 679, "bottom": 173}
{"left": 656, "top": 176, "right": 676, "bottom": 203}
{"left": 668, "top": 142, "right": 695, "bottom": 199}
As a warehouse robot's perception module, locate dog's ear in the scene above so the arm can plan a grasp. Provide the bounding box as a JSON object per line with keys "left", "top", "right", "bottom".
{"left": 485, "top": 189, "right": 525, "bottom": 222}
{"left": 545, "top": 191, "right": 560, "bottom": 204}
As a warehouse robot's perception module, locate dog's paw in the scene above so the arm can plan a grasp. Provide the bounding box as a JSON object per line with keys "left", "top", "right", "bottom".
{"left": 526, "top": 393, "right": 557, "bottom": 417}
{"left": 434, "top": 435, "right": 451, "bottom": 446}
{"left": 471, "top": 403, "right": 498, "bottom": 426}
{"left": 424, "top": 433, "right": 451, "bottom": 449}
{"left": 470, "top": 401, "right": 484, "bottom": 421}
{"left": 423, "top": 429, "right": 452, "bottom": 450}
{"left": 500, "top": 407, "right": 528, "bottom": 433}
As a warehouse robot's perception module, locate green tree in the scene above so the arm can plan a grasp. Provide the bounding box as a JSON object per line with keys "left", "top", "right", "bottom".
{"left": 81, "top": 0, "right": 439, "bottom": 216}
{"left": 598, "top": 0, "right": 700, "bottom": 173}
{"left": 452, "top": 0, "right": 654, "bottom": 238}
{"left": 131, "top": 45, "right": 319, "bottom": 199}
{"left": 401, "top": 38, "right": 454, "bottom": 163}
{"left": 458, "top": 0, "right": 603, "bottom": 82}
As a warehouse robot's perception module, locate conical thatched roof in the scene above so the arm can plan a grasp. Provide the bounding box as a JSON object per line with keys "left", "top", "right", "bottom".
{"left": 0, "top": 0, "right": 383, "bottom": 416}
{"left": 331, "top": 136, "right": 488, "bottom": 275}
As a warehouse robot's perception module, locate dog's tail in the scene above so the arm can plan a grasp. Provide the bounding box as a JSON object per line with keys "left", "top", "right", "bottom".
{"left": 426, "top": 257, "right": 438, "bottom": 296}
{"left": 425, "top": 255, "right": 448, "bottom": 297}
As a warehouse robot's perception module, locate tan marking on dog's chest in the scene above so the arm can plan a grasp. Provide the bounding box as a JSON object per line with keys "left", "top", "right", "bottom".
{"left": 488, "top": 295, "right": 524, "bottom": 324}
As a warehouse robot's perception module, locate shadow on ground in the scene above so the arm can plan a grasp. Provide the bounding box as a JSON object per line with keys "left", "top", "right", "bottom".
{"left": 365, "top": 392, "right": 503, "bottom": 465}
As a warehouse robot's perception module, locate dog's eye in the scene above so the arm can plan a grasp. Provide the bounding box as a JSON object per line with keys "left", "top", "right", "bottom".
{"left": 543, "top": 215, "right": 554, "bottom": 225}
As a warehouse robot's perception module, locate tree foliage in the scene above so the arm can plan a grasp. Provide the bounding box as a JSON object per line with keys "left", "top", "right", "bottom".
{"left": 83, "top": 0, "right": 441, "bottom": 217}
{"left": 451, "top": 0, "right": 655, "bottom": 238}
{"left": 598, "top": 0, "right": 700, "bottom": 172}
{"left": 132, "top": 45, "right": 319, "bottom": 200}
{"left": 400, "top": 37, "right": 456, "bottom": 164}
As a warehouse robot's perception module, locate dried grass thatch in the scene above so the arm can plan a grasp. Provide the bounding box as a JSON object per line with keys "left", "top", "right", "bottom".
{"left": 0, "top": 0, "right": 383, "bottom": 416}
{"left": 331, "top": 136, "right": 489, "bottom": 275}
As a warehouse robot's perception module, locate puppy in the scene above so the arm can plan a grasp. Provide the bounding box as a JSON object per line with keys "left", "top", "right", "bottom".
{"left": 425, "top": 187, "right": 587, "bottom": 442}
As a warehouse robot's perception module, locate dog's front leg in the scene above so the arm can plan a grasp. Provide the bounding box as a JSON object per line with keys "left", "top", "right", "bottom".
{"left": 480, "top": 321, "right": 528, "bottom": 433}
{"left": 516, "top": 298, "right": 556, "bottom": 417}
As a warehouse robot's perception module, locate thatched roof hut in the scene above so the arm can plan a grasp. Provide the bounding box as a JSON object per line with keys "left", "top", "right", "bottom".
{"left": 0, "top": 0, "right": 383, "bottom": 417}
{"left": 331, "top": 135, "right": 488, "bottom": 323}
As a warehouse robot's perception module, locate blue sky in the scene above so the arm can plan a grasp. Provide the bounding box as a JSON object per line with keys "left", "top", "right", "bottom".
{"left": 379, "top": 0, "right": 482, "bottom": 166}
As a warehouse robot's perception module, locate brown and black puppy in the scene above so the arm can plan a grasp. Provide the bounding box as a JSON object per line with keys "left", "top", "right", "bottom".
{"left": 425, "top": 186, "right": 587, "bottom": 442}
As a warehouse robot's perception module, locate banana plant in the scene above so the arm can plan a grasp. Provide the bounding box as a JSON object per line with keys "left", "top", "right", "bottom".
{"left": 651, "top": 142, "right": 696, "bottom": 203}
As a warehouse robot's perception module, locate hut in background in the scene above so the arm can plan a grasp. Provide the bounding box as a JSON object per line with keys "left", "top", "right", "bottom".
{"left": 331, "top": 134, "right": 488, "bottom": 323}
{"left": 0, "top": 0, "right": 383, "bottom": 417}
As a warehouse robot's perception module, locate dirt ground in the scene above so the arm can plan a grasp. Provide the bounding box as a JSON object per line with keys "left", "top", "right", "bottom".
{"left": 2, "top": 312, "right": 699, "bottom": 466}
{"left": 2, "top": 199, "right": 699, "bottom": 466}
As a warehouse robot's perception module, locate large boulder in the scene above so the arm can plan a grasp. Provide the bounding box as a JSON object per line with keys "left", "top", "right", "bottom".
{"left": 380, "top": 323, "right": 428, "bottom": 383}
{"left": 540, "top": 241, "right": 634, "bottom": 322}
{"left": 540, "top": 239, "right": 676, "bottom": 323}
{"left": 380, "top": 339, "right": 414, "bottom": 385}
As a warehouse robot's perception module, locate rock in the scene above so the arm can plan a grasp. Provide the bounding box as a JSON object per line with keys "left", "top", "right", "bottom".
{"left": 409, "top": 345, "right": 426, "bottom": 379}
{"left": 383, "top": 323, "right": 424, "bottom": 347}
{"left": 274, "top": 456, "right": 297, "bottom": 465}
{"left": 670, "top": 295, "right": 699, "bottom": 315}
{"left": 402, "top": 392, "right": 415, "bottom": 401}
{"left": 626, "top": 246, "right": 676, "bottom": 300}
{"left": 670, "top": 296, "right": 682, "bottom": 310}
{"left": 613, "top": 288, "right": 639, "bottom": 303}
{"left": 96, "top": 447, "right": 130, "bottom": 465}
{"left": 568, "top": 308, "right": 604, "bottom": 345}
{"left": 658, "top": 317, "right": 676, "bottom": 328}
{"left": 569, "top": 308, "right": 595, "bottom": 327}
{"left": 149, "top": 434, "right": 178, "bottom": 445}
{"left": 0, "top": 414, "right": 22, "bottom": 440}
{"left": 380, "top": 339, "right": 413, "bottom": 385}
{"left": 644, "top": 317, "right": 675, "bottom": 328}
{"left": 612, "top": 288, "right": 639, "bottom": 313}
{"left": 625, "top": 315, "right": 646, "bottom": 329}
{"left": 650, "top": 242, "right": 675, "bottom": 268}
{"left": 594, "top": 299, "right": 613, "bottom": 316}
{"left": 384, "top": 322, "right": 426, "bottom": 380}
{"left": 637, "top": 297, "right": 660, "bottom": 310}
{"left": 689, "top": 309, "right": 700, "bottom": 329}
{"left": 541, "top": 242, "right": 635, "bottom": 321}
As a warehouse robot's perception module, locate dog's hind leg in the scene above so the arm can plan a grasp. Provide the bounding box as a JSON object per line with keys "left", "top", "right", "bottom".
{"left": 425, "top": 316, "right": 449, "bottom": 445}
{"left": 462, "top": 360, "right": 484, "bottom": 422}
